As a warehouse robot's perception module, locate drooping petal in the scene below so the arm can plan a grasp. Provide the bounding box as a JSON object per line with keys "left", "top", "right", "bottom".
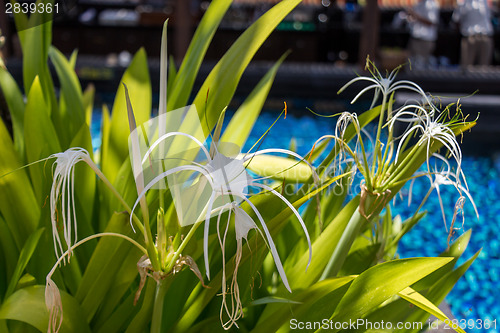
{"left": 49, "top": 148, "right": 97, "bottom": 263}
{"left": 235, "top": 194, "right": 292, "bottom": 292}
{"left": 45, "top": 277, "right": 63, "bottom": 333}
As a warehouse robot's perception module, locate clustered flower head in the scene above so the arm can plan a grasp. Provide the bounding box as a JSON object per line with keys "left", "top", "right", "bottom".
{"left": 330, "top": 60, "right": 478, "bottom": 231}
{"left": 130, "top": 128, "right": 317, "bottom": 328}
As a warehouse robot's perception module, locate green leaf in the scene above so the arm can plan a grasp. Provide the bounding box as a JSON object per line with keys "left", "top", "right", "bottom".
{"left": 0, "top": 67, "right": 26, "bottom": 158}
{"left": 192, "top": 0, "right": 301, "bottom": 136}
{"left": 339, "top": 243, "right": 381, "bottom": 276}
{"left": 49, "top": 46, "right": 85, "bottom": 147}
{"left": 253, "top": 277, "right": 354, "bottom": 333}
{"left": 0, "top": 215, "right": 19, "bottom": 296}
{"left": 167, "top": 0, "right": 233, "bottom": 111}
{"left": 398, "top": 287, "right": 466, "bottom": 333}
{"left": 167, "top": 56, "right": 177, "bottom": 97}
{"left": 330, "top": 257, "right": 453, "bottom": 329}
{"left": 24, "top": 76, "right": 61, "bottom": 203}
{"left": 5, "top": 228, "right": 45, "bottom": 299}
{"left": 249, "top": 296, "right": 302, "bottom": 306}
{"left": 101, "top": 48, "right": 151, "bottom": 184}
{"left": 83, "top": 84, "right": 95, "bottom": 126}
{"left": 0, "top": 112, "right": 39, "bottom": 250}
{"left": 76, "top": 213, "right": 142, "bottom": 322}
{"left": 283, "top": 196, "right": 360, "bottom": 291}
{"left": 0, "top": 285, "right": 91, "bottom": 333}
{"left": 221, "top": 52, "right": 288, "bottom": 147}
{"left": 412, "top": 229, "right": 471, "bottom": 291}
{"left": 403, "top": 250, "right": 480, "bottom": 333}
{"left": 14, "top": 1, "right": 56, "bottom": 114}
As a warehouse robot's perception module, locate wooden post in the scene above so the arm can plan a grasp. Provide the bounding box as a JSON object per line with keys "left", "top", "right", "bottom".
{"left": 358, "top": 0, "right": 380, "bottom": 67}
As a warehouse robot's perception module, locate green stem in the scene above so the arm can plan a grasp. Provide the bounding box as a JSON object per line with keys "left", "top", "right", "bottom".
{"left": 320, "top": 208, "right": 366, "bottom": 280}
{"left": 166, "top": 221, "right": 203, "bottom": 271}
{"left": 48, "top": 232, "right": 148, "bottom": 278}
{"left": 371, "top": 93, "right": 387, "bottom": 180}
{"left": 380, "top": 143, "right": 421, "bottom": 192}
{"left": 151, "top": 276, "right": 173, "bottom": 333}
{"left": 320, "top": 191, "right": 380, "bottom": 279}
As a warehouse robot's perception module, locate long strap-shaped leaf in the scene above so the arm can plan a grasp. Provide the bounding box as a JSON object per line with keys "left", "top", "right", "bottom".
{"left": 167, "top": 0, "right": 233, "bottom": 111}
{"left": 398, "top": 287, "right": 466, "bottom": 333}
{"left": 192, "top": 0, "right": 301, "bottom": 137}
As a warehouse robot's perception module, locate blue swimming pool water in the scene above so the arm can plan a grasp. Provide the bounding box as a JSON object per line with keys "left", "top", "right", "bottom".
{"left": 90, "top": 109, "right": 499, "bottom": 332}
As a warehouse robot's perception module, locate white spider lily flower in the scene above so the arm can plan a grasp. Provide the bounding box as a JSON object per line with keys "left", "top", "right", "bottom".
{"left": 408, "top": 154, "right": 478, "bottom": 231}
{"left": 390, "top": 104, "right": 463, "bottom": 183}
{"left": 131, "top": 146, "right": 315, "bottom": 282}
{"left": 338, "top": 62, "right": 432, "bottom": 108}
{"left": 49, "top": 147, "right": 100, "bottom": 263}
{"left": 130, "top": 141, "right": 316, "bottom": 328}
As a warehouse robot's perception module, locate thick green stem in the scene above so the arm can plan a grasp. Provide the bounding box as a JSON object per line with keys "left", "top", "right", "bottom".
{"left": 320, "top": 191, "right": 380, "bottom": 280}
{"left": 151, "top": 277, "right": 173, "bottom": 333}
{"left": 319, "top": 208, "right": 367, "bottom": 280}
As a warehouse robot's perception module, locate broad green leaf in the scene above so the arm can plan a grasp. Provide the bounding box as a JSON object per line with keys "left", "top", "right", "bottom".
{"left": 14, "top": 1, "right": 56, "bottom": 114}
{"left": 192, "top": 0, "right": 301, "bottom": 136}
{"left": 339, "top": 243, "right": 381, "bottom": 276}
{"left": 49, "top": 46, "right": 85, "bottom": 147}
{"left": 24, "top": 76, "right": 61, "bottom": 203}
{"left": 0, "top": 111, "right": 39, "bottom": 250}
{"left": 412, "top": 229, "right": 471, "bottom": 290}
{"left": 403, "top": 250, "right": 480, "bottom": 333}
{"left": 125, "top": 279, "right": 156, "bottom": 333}
{"left": 76, "top": 212, "right": 142, "bottom": 322}
{"left": 0, "top": 215, "right": 19, "bottom": 295}
{"left": 398, "top": 287, "right": 466, "bottom": 333}
{"left": 221, "top": 52, "right": 288, "bottom": 147}
{"left": 67, "top": 124, "right": 97, "bottom": 264}
{"left": 0, "top": 285, "right": 91, "bottom": 333}
{"left": 5, "top": 228, "right": 44, "bottom": 299}
{"left": 253, "top": 277, "right": 354, "bottom": 333}
{"left": 244, "top": 154, "right": 314, "bottom": 183}
{"left": 283, "top": 196, "right": 360, "bottom": 291}
{"left": 167, "top": 0, "right": 233, "bottom": 111}
{"left": 0, "top": 67, "right": 25, "bottom": 158}
{"left": 330, "top": 257, "right": 453, "bottom": 329}
{"left": 101, "top": 48, "right": 151, "bottom": 184}
{"left": 95, "top": 292, "right": 137, "bottom": 333}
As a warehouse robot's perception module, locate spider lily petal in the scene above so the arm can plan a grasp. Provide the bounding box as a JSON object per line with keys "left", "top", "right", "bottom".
{"left": 45, "top": 277, "right": 63, "bottom": 333}
{"left": 49, "top": 148, "right": 99, "bottom": 263}
{"left": 218, "top": 204, "right": 264, "bottom": 330}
